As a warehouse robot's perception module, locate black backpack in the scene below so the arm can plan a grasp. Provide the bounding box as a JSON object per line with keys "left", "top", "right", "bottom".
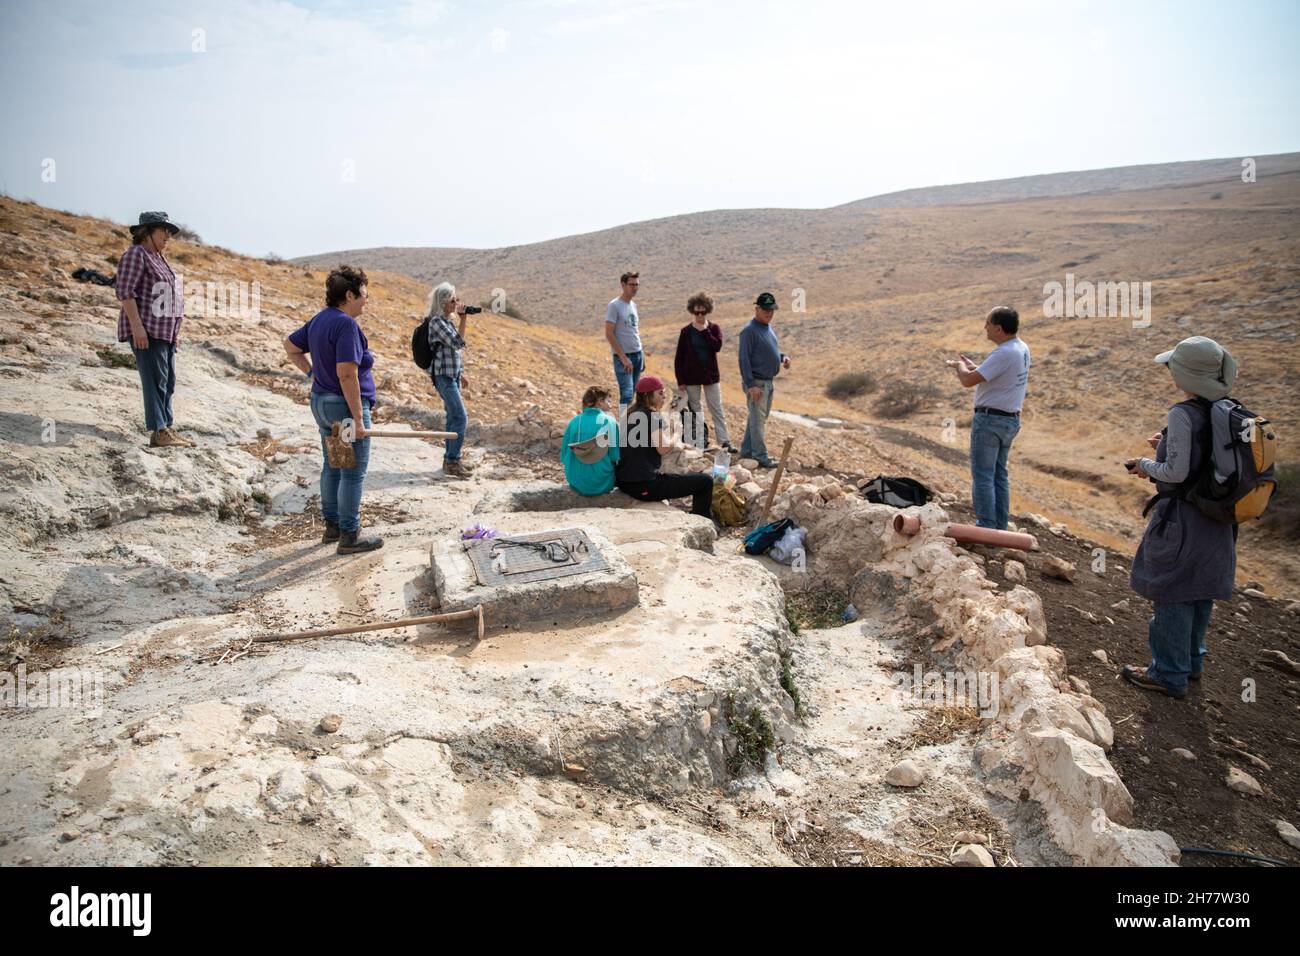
{"left": 861, "top": 475, "right": 934, "bottom": 508}
{"left": 411, "top": 316, "right": 441, "bottom": 371}
{"left": 680, "top": 407, "right": 709, "bottom": 449}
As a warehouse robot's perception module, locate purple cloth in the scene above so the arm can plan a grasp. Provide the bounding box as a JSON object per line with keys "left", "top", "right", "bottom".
{"left": 288, "top": 307, "right": 377, "bottom": 404}
{"left": 115, "top": 244, "right": 183, "bottom": 345}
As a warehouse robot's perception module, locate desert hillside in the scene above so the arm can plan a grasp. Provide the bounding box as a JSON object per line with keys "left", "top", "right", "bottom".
{"left": 296, "top": 158, "right": 1300, "bottom": 594}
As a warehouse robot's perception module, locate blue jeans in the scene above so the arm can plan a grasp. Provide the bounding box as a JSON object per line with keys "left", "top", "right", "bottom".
{"left": 131, "top": 337, "right": 176, "bottom": 432}
{"left": 970, "top": 410, "right": 1020, "bottom": 529}
{"left": 310, "top": 392, "right": 371, "bottom": 533}
{"left": 741, "top": 379, "right": 775, "bottom": 462}
{"left": 612, "top": 350, "right": 644, "bottom": 407}
{"left": 1146, "top": 600, "right": 1212, "bottom": 692}
{"left": 434, "top": 374, "right": 467, "bottom": 461}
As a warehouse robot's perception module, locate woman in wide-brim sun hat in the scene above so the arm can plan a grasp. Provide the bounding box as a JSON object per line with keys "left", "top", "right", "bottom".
{"left": 114, "top": 211, "right": 194, "bottom": 448}
{"left": 1121, "top": 336, "right": 1239, "bottom": 699}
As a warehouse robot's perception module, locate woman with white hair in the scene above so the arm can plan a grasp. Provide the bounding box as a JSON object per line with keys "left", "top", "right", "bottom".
{"left": 426, "top": 281, "right": 476, "bottom": 478}
{"left": 1121, "top": 336, "right": 1240, "bottom": 699}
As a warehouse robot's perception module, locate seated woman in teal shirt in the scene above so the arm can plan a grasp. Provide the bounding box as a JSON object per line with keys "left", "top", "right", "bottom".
{"left": 561, "top": 386, "right": 621, "bottom": 496}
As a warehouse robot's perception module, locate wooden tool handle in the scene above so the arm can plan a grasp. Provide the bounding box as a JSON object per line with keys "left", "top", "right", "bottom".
{"left": 366, "top": 430, "right": 458, "bottom": 439}
{"left": 256, "top": 605, "right": 484, "bottom": 643}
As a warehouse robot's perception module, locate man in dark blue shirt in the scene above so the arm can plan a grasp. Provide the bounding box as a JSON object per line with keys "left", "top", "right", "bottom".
{"left": 737, "top": 292, "right": 791, "bottom": 467}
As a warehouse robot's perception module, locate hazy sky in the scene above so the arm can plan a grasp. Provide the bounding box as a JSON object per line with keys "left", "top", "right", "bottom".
{"left": 3, "top": 0, "right": 1298, "bottom": 258}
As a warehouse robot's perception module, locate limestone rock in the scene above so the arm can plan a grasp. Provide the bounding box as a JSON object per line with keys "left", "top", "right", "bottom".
{"left": 1091, "top": 649, "right": 1110, "bottom": 665}
{"left": 951, "top": 843, "right": 995, "bottom": 867}
{"left": 317, "top": 714, "right": 343, "bottom": 734}
{"left": 1226, "top": 766, "right": 1263, "bottom": 796}
{"left": 1003, "top": 559, "right": 1026, "bottom": 584}
{"left": 1275, "top": 819, "right": 1300, "bottom": 850}
{"left": 1171, "top": 748, "right": 1196, "bottom": 761}
{"left": 884, "top": 759, "right": 924, "bottom": 788}
{"left": 1041, "top": 555, "right": 1076, "bottom": 582}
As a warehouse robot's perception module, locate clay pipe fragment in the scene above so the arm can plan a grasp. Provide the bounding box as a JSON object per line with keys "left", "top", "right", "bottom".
{"left": 255, "top": 605, "right": 485, "bottom": 644}
{"left": 892, "top": 513, "right": 1035, "bottom": 551}
{"left": 894, "top": 513, "right": 922, "bottom": 536}
{"left": 326, "top": 421, "right": 458, "bottom": 468}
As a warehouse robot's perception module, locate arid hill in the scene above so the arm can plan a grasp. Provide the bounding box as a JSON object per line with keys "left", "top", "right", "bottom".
{"left": 295, "top": 156, "right": 1300, "bottom": 594}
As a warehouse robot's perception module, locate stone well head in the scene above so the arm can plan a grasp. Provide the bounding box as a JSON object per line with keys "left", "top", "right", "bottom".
{"left": 429, "top": 525, "right": 639, "bottom": 630}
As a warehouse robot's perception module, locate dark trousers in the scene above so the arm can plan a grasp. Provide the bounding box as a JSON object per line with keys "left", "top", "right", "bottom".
{"left": 131, "top": 336, "right": 176, "bottom": 433}
{"left": 618, "top": 472, "right": 713, "bottom": 518}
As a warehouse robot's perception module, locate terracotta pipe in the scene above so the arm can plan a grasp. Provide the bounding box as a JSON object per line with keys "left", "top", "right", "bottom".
{"left": 893, "top": 513, "right": 922, "bottom": 535}
{"left": 946, "top": 523, "right": 1035, "bottom": 551}
{"left": 892, "top": 513, "right": 1034, "bottom": 551}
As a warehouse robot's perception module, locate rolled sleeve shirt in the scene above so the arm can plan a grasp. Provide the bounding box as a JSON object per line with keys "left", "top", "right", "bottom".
{"left": 428, "top": 313, "right": 466, "bottom": 380}
{"left": 115, "top": 244, "right": 183, "bottom": 345}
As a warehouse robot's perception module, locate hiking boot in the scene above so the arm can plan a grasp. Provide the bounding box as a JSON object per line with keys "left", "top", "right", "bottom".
{"left": 337, "top": 530, "right": 383, "bottom": 554}
{"left": 1121, "top": 665, "right": 1187, "bottom": 699}
{"left": 757, "top": 458, "right": 778, "bottom": 469}
{"left": 321, "top": 520, "right": 341, "bottom": 544}
{"left": 163, "top": 427, "right": 196, "bottom": 447}
{"left": 444, "top": 459, "right": 475, "bottom": 479}
{"left": 150, "top": 429, "right": 185, "bottom": 448}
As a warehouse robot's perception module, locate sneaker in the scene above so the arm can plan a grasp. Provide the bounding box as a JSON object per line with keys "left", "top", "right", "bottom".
{"left": 163, "top": 427, "right": 196, "bottom": 447}
{"left": 724, "top": 444, "right": 740, "bottom": 455}
{"left": 337, "top": 530, "right": 383, "bottom": 554}
{"left": 150, "top": 429, "right": 185, "bottom": 448}
{"left": 321, "top": 520, "right": 341, "bottom": 544}
{"left": 1121, "top": 665, "right": 1187, "bottom": 699}
{"left": 757, "top": 458, "right": 778, "bottom": 469}
{"left": 444, "top": 459, "right": 475, "bottom": 479}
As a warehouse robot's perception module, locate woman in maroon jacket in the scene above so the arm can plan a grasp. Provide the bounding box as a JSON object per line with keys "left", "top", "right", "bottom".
{"left": 673, "top": 292, "right": 736, "bottom": 453}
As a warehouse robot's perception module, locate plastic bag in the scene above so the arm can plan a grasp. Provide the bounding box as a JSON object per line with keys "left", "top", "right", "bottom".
{"left": 768, "top": 526, "right": 806, "bottom": 564}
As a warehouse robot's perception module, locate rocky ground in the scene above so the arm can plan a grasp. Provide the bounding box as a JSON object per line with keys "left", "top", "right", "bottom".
{"left": 2, "top": 196, "right": 1296, "bottom": 867}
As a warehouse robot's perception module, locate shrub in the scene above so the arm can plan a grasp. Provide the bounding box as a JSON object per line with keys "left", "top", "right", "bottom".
{"left": 825, "top": 370, "right": 877, "bottom": 400}
{"left": 874, "top": 379, "right": 940, "bottom": 418}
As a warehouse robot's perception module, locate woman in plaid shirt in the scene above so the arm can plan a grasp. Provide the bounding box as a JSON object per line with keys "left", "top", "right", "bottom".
{"left": 114, "top": 211, "right": 194, "bottom": 448}
{"left": 426, "top": 281, "right": 475, "bottom": 478}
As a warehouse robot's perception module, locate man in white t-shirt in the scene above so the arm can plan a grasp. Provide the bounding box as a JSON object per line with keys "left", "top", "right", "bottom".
{"left": 605, "top": 271, "right": 644, "bottom": 418}
{"left": 946, "top": 306, "right": 1031, "bottom": 529}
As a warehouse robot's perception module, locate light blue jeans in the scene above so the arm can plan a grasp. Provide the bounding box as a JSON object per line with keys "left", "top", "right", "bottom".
{"left": 310, "top": 392, "right": 371, "bottom": 533}
{"left": 612, "top": 350, "right": 644, "bottom": 407}
{"left": 970, "top": 410, "right": 1020, "bottom": 529}
{"left": 741, "top": 379, "right": 775, "bottom": 462}
{"left": 434, "top": 374, "right": 467, "bottom": 461}
{"left": 1146, "top": 600, "right": 1212, "bottom": 692}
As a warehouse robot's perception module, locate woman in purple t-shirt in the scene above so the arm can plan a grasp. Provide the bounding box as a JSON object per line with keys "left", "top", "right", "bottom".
{"left": 283, "top": 266, "right": 382, "bottom": 554}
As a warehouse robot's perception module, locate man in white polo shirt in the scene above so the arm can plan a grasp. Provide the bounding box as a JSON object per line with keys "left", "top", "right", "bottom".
{"left": 946, "top": 306, "right": 1031, "bottom": 529}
